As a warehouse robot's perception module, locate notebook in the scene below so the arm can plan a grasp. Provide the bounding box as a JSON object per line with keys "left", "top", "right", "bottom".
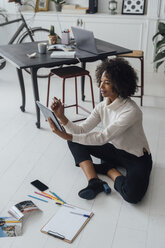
{"left": 50, "top": 51, "right": 76, "bottom": 58}
{"left": 71, "top": 26, "right": 116, "bottom": 55}
{"left": 41, "top": 204, "right": 94, "bottom": 243}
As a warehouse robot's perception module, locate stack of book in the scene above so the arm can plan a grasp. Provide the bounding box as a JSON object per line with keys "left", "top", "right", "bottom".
{"left": 62, "top": 4, "right": 88, "bottom": 14}
{"left": 0, "top": 200, "right": 41, "bottom": 238}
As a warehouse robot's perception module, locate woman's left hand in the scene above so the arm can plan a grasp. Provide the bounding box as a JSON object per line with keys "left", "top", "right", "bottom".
{"left": 48, "top": 118, "right": 72, "bottom": 141}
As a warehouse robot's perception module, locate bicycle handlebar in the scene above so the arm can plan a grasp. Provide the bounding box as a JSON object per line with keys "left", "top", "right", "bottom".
{"left": 7, "top": 0, "right": 36, "bottom": 20}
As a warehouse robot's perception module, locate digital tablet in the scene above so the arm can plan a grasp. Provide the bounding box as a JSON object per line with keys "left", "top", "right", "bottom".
{"left": 36, "top": 101, "right": 63, "bottom": 131}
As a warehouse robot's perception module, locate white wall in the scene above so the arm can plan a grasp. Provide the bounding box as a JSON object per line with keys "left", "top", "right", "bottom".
{"left": 0, "top": 0, "right": 150, "bottom": 15}
{"left": 0, "top": 0, "right": 165, "bottom": 100}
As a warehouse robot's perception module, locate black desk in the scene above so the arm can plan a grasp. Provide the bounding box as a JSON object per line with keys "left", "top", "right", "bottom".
{"left": 0, "top": 40, "right": 131, "bottom": 128}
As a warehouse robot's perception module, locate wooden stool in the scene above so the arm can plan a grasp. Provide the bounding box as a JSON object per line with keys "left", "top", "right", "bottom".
{"left": 46, "top": 66, "right": 95, "bottom": 122}
{"left": 117, "top": 50, "right": 144, "bottom": 106}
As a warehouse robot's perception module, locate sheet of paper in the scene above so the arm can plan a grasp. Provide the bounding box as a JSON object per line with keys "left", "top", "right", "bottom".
{"left": 42, "top": 206, "right": 92, "bottom": 241}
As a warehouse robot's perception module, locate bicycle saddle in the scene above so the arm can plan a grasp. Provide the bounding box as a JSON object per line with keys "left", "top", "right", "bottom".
{"left": 8, "top": 0, "right": 22, "bottom": 5}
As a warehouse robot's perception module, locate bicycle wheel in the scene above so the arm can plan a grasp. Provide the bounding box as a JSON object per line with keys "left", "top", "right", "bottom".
{"left": 18, "top": 27, "right": 50, "bottom": 78}
{"left": 0, "top": 56, "right": 6, "bottom": 70}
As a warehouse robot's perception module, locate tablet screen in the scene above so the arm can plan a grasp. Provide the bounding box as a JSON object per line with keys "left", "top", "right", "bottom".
{"left": 36, "top": 101, "right": 63, "bottom": 131}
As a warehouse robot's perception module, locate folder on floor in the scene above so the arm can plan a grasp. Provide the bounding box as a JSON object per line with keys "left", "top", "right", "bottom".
{"left": 41, "top": 204, "right": 94, "bottom": 243}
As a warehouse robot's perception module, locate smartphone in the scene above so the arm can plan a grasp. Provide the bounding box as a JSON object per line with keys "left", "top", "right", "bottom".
{"left": 31, "top": 180, "right": 49, "bottom": 191}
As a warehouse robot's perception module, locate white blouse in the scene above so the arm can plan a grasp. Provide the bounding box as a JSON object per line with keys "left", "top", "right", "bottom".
{"left": 65, "top": 97, "right": 150, "bottom": 157}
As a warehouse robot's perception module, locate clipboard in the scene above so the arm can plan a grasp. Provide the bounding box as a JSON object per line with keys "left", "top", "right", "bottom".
{"left": 41, "top": 205, "right": 94, "bottom": 243}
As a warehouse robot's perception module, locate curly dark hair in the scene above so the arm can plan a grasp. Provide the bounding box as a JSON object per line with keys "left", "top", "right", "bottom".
{"left": 95, "top": 57, "right": 138, "bottom": 98}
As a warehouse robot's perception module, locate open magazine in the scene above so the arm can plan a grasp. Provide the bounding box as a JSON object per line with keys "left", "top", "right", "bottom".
{"left": 0, "top": 217, "right": 22, "bottom": 238}
{"left": 8, "top": 200, "right": 41, "bottom": 220}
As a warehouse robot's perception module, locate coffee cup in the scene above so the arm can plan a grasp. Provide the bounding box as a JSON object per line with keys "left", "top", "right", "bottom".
{"left": 38, "top": 42, "right": 47, "bottom": 54}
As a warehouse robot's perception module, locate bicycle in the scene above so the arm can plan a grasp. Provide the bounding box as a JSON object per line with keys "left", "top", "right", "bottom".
{"left": 0, "top": 0, "right": 50, "bottom": 78}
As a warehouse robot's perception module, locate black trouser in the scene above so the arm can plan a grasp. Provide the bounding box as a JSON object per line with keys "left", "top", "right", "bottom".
{"left": 67, "top": 141, "right": 152, "bottom": 204}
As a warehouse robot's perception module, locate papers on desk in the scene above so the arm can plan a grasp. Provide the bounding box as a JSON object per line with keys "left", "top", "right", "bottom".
{"left": 41, "top": 204, "right": 94, "bottom": 243}
{"left": 50, "top": 51, "right": 76, "bottom": 58}
{"left": 48, "top": 44, "right": 67, "bottom": 51}
{"left": 48, "top": 44, "right": 75, "bottom": 52}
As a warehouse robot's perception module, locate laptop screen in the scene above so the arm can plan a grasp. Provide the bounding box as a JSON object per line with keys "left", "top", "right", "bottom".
{"left": 71, "top": 26, "right": 116, "bottom": 55}
{"left": 72, "top": 26, "right": 99, "bottom": 54}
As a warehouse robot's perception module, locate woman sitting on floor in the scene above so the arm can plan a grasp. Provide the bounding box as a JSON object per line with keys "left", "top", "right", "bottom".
{"left": 48, "top": 57, "right": 152, "bottom": 204}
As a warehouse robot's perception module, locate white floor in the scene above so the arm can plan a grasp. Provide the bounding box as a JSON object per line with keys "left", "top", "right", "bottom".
{"left": 0, "top": 63, "right": 165, "bottom": 248}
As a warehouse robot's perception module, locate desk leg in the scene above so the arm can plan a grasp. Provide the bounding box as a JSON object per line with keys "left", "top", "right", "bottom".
{"left": 81, "top": 62, "right": 86, "bottom": 101}
{"left": 30, "top": 68, "right": 40, "bottom": 128}
{"left": 16, "top": 68, "right": 25, "bottom": 112}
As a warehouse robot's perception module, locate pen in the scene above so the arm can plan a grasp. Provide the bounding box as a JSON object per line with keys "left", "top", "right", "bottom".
{"left": 41, "top": 191, "right": 58, "bottom": 200}
{"left": 41, "top": 191, "right": 64, "bottom": 204}
{"left": 56, "top": 202, "right": 74, "bottom": 209}
{"left": 70, "top": 211, "right": 90, "bottom": 218}
{"left": 28, "top": 195, "right": 48, "bottom": 203}
{"left": 34, "top": 191, "right": 52, "bottom": 200}
{"left": 49, "top": 190, "right": 66, "bottom": 204}
{"left": 5, "top": 220, "right": 20, "bottom": 223}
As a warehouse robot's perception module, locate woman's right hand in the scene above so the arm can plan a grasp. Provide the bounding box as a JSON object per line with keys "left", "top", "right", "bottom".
{"left": 51, "top": 97, "right": 64, "bottom": 119}
{"left": 51, "top": 97, "right": 68, "bottom": 125}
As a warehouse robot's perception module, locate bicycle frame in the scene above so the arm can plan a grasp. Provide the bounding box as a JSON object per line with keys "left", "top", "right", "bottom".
{"left": 0, "top": 7, "right": 50, "bottom": 76}
{"left": 0, "top": 12, "right": 34, "bottom": 44}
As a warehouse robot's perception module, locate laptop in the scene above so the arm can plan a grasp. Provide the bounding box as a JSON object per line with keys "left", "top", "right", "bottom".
{"left": 71, "top": 26, "right": 116, "bottom": 55}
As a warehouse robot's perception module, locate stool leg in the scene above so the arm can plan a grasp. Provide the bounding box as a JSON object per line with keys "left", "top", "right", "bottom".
{"left": 46, "top": 73, "right": 52, "bottom": 107}
{"left": 62, "top": 78, "right": 65, "bottom": 104}
{"left": 81, "top": 62, "right": 86, "bottom": 101}
{"left": 140, "top": 56, "right": 144, "bottom": 106}
{"left": 75, "top": 77, "right": 78, "bottom": 114}
{"left": 88, "top": 74, "right": 95, "bottom": 109}
{"left": 62, "top": 78, "right": 66, "bottom": 112}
